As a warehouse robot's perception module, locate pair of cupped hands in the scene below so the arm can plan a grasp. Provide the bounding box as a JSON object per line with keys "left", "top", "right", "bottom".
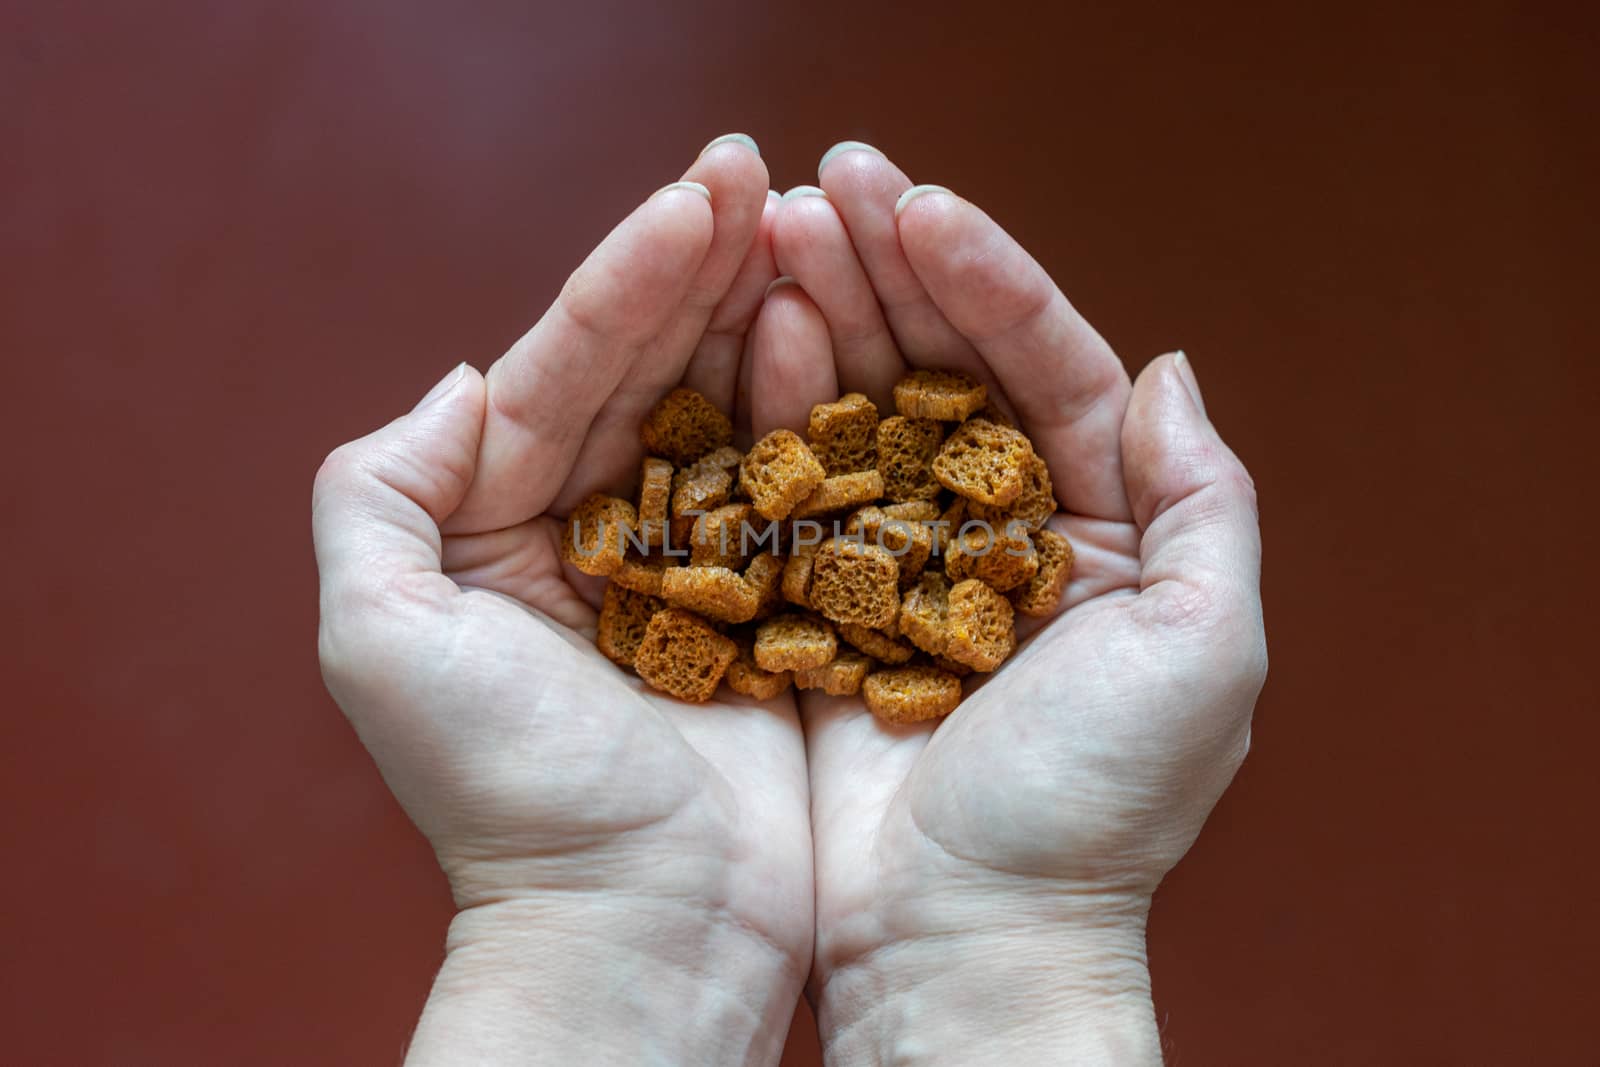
{"left": 312, "top": 134, "right": 1266, "bottom": 1066}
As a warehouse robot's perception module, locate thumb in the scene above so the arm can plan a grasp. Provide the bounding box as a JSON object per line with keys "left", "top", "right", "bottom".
{"left": 313, "top": 363, "right": 487, "bottom": 644}
{"left": 1121, "top": 352, "right": 1266, "bottom": 681}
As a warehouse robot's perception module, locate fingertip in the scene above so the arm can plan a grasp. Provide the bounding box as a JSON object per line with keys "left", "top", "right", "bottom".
{"left": 817, "top": 139, "right": 885, "bottom": 178}
{"left": 894, "top": 183, "right": 955, "bottom": 219}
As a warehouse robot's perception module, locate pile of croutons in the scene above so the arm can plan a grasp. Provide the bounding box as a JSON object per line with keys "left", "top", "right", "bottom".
{"left": 560, "top": 370, "right": 1073, "bottom": 723}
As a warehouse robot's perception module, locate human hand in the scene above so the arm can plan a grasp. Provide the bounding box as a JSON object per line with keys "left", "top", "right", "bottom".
{"left": 312, "top": 135, "right": 813, "bottom": 1066}
{"left": 763, "top": 145, "right": 1267, "bottom": 1064}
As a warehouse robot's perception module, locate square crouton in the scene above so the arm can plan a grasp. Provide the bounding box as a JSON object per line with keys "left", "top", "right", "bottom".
{"left": 637, "top": 457, "right": 674, "bottom": 547}
{"left": 838, "top": 621, "right": 915, "bottom": 665}
{"left": 640, "top": 387, "right": 733, "bottom": 466}
{"left": 1010, "top": 528, "right": 1075, "bottom": 617}
{"left": 875, "top": 416, "right": 946, "bottom": 502}
{"left": 931, "top": 418, "right": 1036, "bottom": 507}
{"left": 740, "top": 429, "right": 827, "bottom": 521}
{"left": 612, "top": 551, "right": 680, "bottom": 597}
{"left": 967, "top": 453, "right": 1057, "bottom": 532}
{"left": 791, "top": 470, "right": 886, "bottom": 520}
{"left": 898, "top": 572, "right": 951, "bottom": 656}
{"left": 944, "top": 524, "right": 1039, "bottom": 592}
{"left": 847, "top": 506, "right": 932, "bottom": 582}
{"left": 943, "top": 578, "right": 1016, "bottom": 672}
{"left": 743, "top": 552, "right": 786, "bottom": 619}
{"left": 690, "top": 503, "right": 755, "bottom": 569}
{"left": 794, "top": 652, "right": 872, "bottom": 695}
{"left": 754, "top": 614, "right": 837, "bottom": 671}
{"left": 725, "top": 637, "right": 793, "bottom": 701}
{"left": 893, "top": 369, "right": 987, "bottom": 421}
{"left": 862, "top": 665, "right": 963, "bottom": 723}
{"left": 633, "top": 608, "right": 738, "bottom": 703}
{"left": 673, "top": 457, "right": 734, "bottom": 518}
{"left": 807, "top": 393, "right": 880, "bottom": 475}
{"left": 660, "top": 565, "right": 759, "bottom": 624}
{"left": 595, "top": 582, "right": 666, "bottom": 668}
{"left": 560, "top": 493, "right": 636, "bottom": 576}
{"left": 809, "top": 538, "right": 901, "bottom": 629}
{"left": 782, "top": 554, "right": 814, "bottom": 609}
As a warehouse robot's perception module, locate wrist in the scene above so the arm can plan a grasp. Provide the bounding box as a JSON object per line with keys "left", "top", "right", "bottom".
{"left": 407, "top": 895, "right": 805, "bottom": 1067}
{"left": 813, "top": 905, "right": 1159, "bottom": 1066}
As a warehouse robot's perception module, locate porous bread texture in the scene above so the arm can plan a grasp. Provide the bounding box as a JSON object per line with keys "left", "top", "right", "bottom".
{"left": 893, "top": 369, "right": 987, "bottom": 421}
{"left": 809, "top": 539, "right": 901, "bottom": 629}
{"left": 1010, "top": 527, "right": 1075, "bottom": 617}
{"left": 967, "top": 453, "right": 1056, "bottom": 532}
{"left": 638, "top": 458, "right": 674, "bottom": 547}
{"left": 847, "top": 506, "right": 932, "bottom": 583}
{"left": 782, "top": 554, "right": 814, "bottom": 609}
{"left": 744, "top": 553, "right": 787, "bottom": 619}
{"left": 794, "top": 652, "right": 872, "bottom": 695}
{"left": 808, "top": 393, "right": 880, "bottom": 475}
{"left": 862, "top": 666, "right": 963, "bottom": 723}
{"left": 690, "top": 503, "right": 755, "bottom": 569}
{"left": 726, "top": 637, "right": 793, "bottom": 700}
{"left": 838, "top": 621, "right": 915, "bottom": 665}
{"left": 633, "top": 608, "right": 738, "bottom": 702}
{"left": 741, "top": 429, "right": 827, "bottom": 521}
{"left": 931, "top": 418, "right": 1035, "bottom": 507}
{"left": 943, "top": 578, "right": 1015, "bottom": 672}
{"left": 596, "top": 582, "right": 666, "bottom": 668}
{"left": 660, "top": 565, "right": 759, "bottom": 624}
{"left": 641, "top": 387, "right": 733, "bottom": 466}
{"left": 875, "top": 416, "right": 946, "bottom": 502}
{"left": 672, "top": 457, "right": 734, "bottom": 517}
{"left": 944, "top": 524, "right": 1039, "bottom": 593}
{"left": 791, "top": 470, "right": 886, "bottom": 520}
{"left": 898, "top": 572, "right": 952, "bottom": 657}
{"left": 560, "top": 494, "right": 637, "bottom": 576}
{"left": 754, "top": 614, "right": 838, "bottom": 671}
{"left": 612, "top": 551, "right": 679, "bottom": 597}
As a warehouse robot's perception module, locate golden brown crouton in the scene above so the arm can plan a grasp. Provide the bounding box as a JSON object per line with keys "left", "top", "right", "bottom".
{"left": 862, "top": 666, "right": 963, "bottom": 723}
{"left": 809, "top": 539, "right": 901, "bottom": 628}
{"left": 725, "top": 638, "right": 793, "bottom": 700}
{"left": 931, "top": 418, "right": 1035, "bottom": 506}
{"left": 807, "top": 393, "right": 880, "bottom": 475}
{"left": 1009, "top": 528, "right": 1075, "bottom": 617}
{"left": 791, "top": 470, "right": 887, "bottom": 520}
{"left": 640, "top": 387, "right": 733, "bottom": 466}
{"left": 944, "top": 524, "right": 1039, "bottom": 592}
{"left": 754, "top": 614, "right": 838, "bottom": 671}
{"left": 875, "top": 416, "right": 946, "bottom": 502}
{"left": 794, "top": 652, "right": 872, "bottom": 695}
{"left": 633, "top": 608, "right": 738, "bottom": 702}
{"left": 899, "top": 572, "right": 952, "bottom": 656}
{"left": 612, "top": 551, "right": 679, "bottom": 597}
{"left": 943, "top": 578, "right": 1015, "bottom": 672}
{"left": 559, "top": 494, "right": 636, "bottom": 576}
{"left": 838, "top": 621, "right": 916, "bottom": 665}
{"left": 659, "top": 565, "right": 760, "bottom": 624}
{"left": 893, "top": 369, "right": 987, "bottom": 421}
{"left": 740, "top": 429, "right": 827, "bottom": 521}
{"left": 967, "top": 453, "right": 1057, "bottom": 532}
{"left": 595, "top": 583, "right": 666, "bottom": 668}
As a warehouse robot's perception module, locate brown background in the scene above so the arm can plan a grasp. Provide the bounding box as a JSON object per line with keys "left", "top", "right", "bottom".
{"left": 4, "top": 1, "right": 1597, "bottom": 1063}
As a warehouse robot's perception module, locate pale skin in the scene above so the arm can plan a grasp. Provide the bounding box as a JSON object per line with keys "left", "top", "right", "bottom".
{"left": 312, "top": 134, "right": 1266, "bottom": 1065}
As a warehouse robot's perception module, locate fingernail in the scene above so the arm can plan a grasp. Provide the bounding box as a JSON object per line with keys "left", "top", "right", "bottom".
{"left": 1172, "top": 350, "right": 1207, "bottom": 417}
{"left": 818, "top": 140, "right": 884, "bottom": 176}
{"left": 894, "top": 183, "right": 952, "bottom": 218}
{"left": 654, "top": 180, "right": 711, "bottom": 201}
{"left": 764, "top": 276, "right": 799, "bottom": 298}
{"left": 781, "top": 185, "right": 828, "bottom": 201}
{"left": 414, "top": 362, "right": 467, "bottom": 411}
{"left": 700, "top": 132, "right": 760, "bottom": 158}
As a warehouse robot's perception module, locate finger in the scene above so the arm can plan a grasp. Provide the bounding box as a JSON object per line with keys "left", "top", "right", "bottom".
{"left": 314, "top": 363, "right": 486, "bottom": 666}
{"left": 1122, "top": 352, "right": 1266, "bottom": 681}
{"left": 550, "top": 136, "right": 770, "bottom": 515}
{"left": 747, "top": 280, "right": 840, "bottom": 438}
{"left": 772, "top": 186, "right": 907, "bottom": 414}
{"left": 449, "top": 182, "right": 716, "bottom": 532}
{"left": 683, "top": 188, "right": 780, "bottom": 419}
{"left": 815, "top": 142, "right": 978, "bottom": 370}
{"left": 896, "top": 186, "right": 1134, "bottom": 521}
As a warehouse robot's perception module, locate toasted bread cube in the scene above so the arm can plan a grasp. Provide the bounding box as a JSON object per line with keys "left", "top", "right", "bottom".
{"left": 633, "top": 608, "right": 738, "bottom": 703}
{"left": 690, "top": 503, "right": 755, "bottom": 569}
{"left": 637, "top": 457, "right": 675, "bottom": 547}
{"left": 743, "top": 552, "right": 787, "bottom": 620}
{"left": 881, "top": 500, "right": 941, "bottom": 523}
{"left": 612, "top": 551, "right": 680, "bottom": 597}
{"left": 808, "top": 393, "right": 880, "bottom": 475}
{"left": 876, "top": 416, "right": 945, "bottom": 502}
{"left": 967, "top": 453, "right": 1057, "bottom": 532}
{"left": 838, "top": 621, "right": 915, "bottom": 665}
{"left": 673, "top": 458, "right": 734, "bottom": 518}
{"left": 862, "top": 665, "right": 963, "bottom": 723}
{"left": 968, "top": 404, "right": 1013, "bottom": 428}
{"left": 794, "top": 651, "right": 872, "bottom": 695}
{"left": 809, "top": 539, "right": 901, "bottom": 629}
{"left": 560, "top": 494, "right": 636, "bottom": 576}
{"left": 697, "top": 446, "right": 743, "bottom": 470}
{"left": 931, "top": 418, "right": 1036, "bottom": 506}
{"left": 1010, "top": 528, "right": 1075, "bottom": 617}
{"left": 595, "top": 583, "right": 667, "bottom": 668}
{"left": 640, "top": 387, "right": 733, "bottom": 466}
{"left": 791, "top": 470, "right": 886, "bottom": 520}
{"left": 726, "top": 637, "right": 793, "bottom": 700}
{"left": 754, "top": 614, "right": 838, "bottom": 671}
{"left": 782, "top": 554, "right": 815, "bottom": 609}
{"left": 943, "top": 578, "right": 1015, "bottom": 672}
{"left": 847, "top": 506, "right": 932, "bottom": 583}
{"left": 660, "top": 565, "right": 760, "bottom": 624}
{"left": 740, "top": 429, "right": 827, "bottom": 521}
{"left": 945, "top": 524, "right": 1039, "bottom": 592}
{"left": 930, "top": 497, "right": 966, "bottom": 557}
{"left": 899, "top": 572, "right": 951, "bottom": 656}
{"left": 893, "top": 369, "right": 987, "bottom": 421}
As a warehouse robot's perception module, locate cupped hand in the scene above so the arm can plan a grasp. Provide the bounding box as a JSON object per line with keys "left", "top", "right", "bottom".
{"left": 762, "top": 148, "right": 1267, "bottom": 1063}
{"left": 312, "top": 136, "right": 811, "bottom": 1064}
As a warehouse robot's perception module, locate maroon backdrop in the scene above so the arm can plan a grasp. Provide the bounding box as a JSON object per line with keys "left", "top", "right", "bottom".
{"left": 4, "top": 1, "right": 1596, "bottom": 1062}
